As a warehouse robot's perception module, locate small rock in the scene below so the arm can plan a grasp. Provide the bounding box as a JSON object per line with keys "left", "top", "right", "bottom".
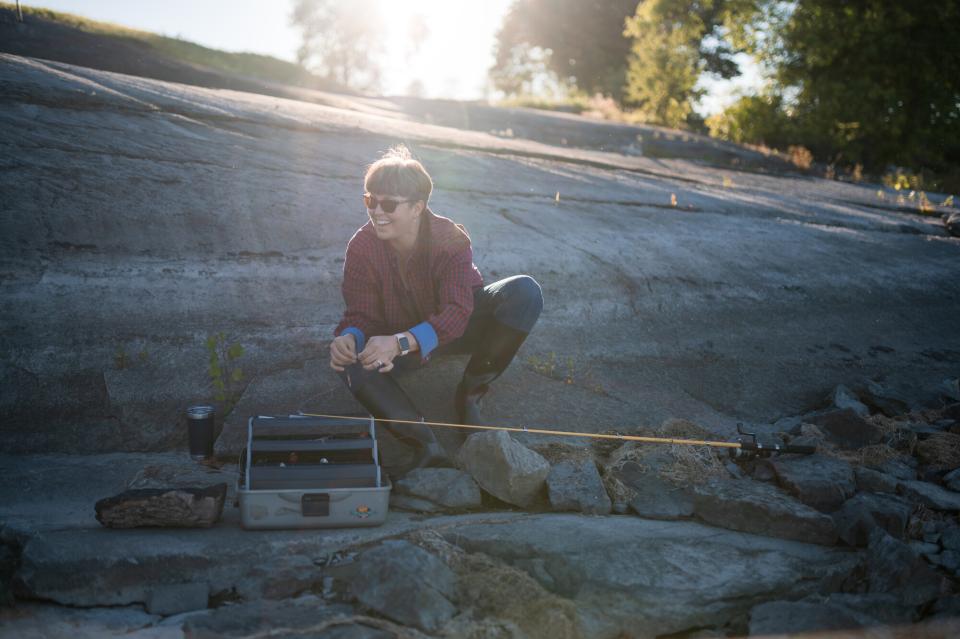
{"left": 350, "top": 540, "right": 456, "bottom": 633}
{"left": 395, "top": 468, "right": 482, "bottom": 510}
{"left": 930, "top": 549, "right": 960, "bottom": 572}
{"left": 854, "top": 467, "right": 899, "bottom": 494}
{"left": 898, "top": 480, "right": 960, "bottom": 511}
{"left": 606, "top": 459, "right": 694, "bottom": 520}
{"left": 805, "top": 409, "right": 883, "bottom": 449}
{"left": 547, "top": 458, "right": 612, "bottom": 515}
{"left": 458, "top": 430, "right": 550, "bottom": 508}
{"left": 942, "top": 526, "right": 960, "bottom": 551}
{"left": 945, "top": 211, "right": 960, "bottom": 238}
{"left": 939, "top": 378, "right": 960, "bottom": 402}
{"left": 691, "top": 478, "right": 837, "bottom": 545}
{"left": 832, "top": 385, "right": 870, "bottom": 417}
{"left": 724, "top": 461, "right": 745, "bottom": 479}
{"left": 832, "top": 492, "right": 912, "bottom": 546}
{"left": 945, "top": 468, "right": 960, "bottom": 492}
{"left": 767, "top": 454, "right": 856, "bottom": 512}
{"left": 95, "top": 484, "right": 227, "bottom": 528}
{"left": 909, "top": 540, "right": 940, "bottom": 557}
{"left": 145, "top": 582, "right": 209, "bottom": 616}
{"left": 871, "top": 458, "right": 916, "bottom": 481}
{"left": 862, "top": 380, "right": 911, "bottom": 417}
{"left": 866, "top": 529, "right": 942, "bottom": 606}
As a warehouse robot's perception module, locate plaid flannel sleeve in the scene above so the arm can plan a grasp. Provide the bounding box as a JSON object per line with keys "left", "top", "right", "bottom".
{"left": 333, "top": 240, "right": 382, "bottom": 351}
{"left": 417, "top": 244, "right": 476, "bottom": 357}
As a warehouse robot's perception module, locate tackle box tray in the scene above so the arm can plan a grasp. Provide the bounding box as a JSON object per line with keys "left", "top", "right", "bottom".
{"left": 237, "top": 414, "right": 391, "bottom": 529}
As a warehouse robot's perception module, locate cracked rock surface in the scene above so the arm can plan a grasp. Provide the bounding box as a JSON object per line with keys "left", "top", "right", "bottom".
{"left": 2, "top": 53, "right": 959, "bottom": 455}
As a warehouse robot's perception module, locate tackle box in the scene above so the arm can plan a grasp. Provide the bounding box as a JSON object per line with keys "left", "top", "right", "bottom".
{"left": 237, "top": 414, "right": 391, "bottom": 529}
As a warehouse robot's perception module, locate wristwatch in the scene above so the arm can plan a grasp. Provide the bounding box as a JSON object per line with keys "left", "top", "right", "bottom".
{"left": 395, "top": 333, "right": 410, "bottom": 356}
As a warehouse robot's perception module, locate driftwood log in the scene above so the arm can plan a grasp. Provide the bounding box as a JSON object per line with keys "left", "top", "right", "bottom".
{"left": 95, "top": 483, "right": 227, "bottom": 528}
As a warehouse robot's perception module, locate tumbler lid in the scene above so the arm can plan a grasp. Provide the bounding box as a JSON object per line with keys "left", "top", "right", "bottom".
{"left": 187, "top": 405, "right": 215, "bottom": 419}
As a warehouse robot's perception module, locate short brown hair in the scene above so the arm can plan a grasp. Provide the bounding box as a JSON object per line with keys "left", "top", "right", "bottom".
{"left": 364, "top": 145, "right": 433, "bottom": 203}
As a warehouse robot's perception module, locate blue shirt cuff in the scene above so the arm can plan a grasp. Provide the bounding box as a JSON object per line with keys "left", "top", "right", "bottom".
{"left": 409, "top": 321, "right": 438, "bottom": 360}
{"left": 341, "top": 327, "right": 365, "bottom": 352}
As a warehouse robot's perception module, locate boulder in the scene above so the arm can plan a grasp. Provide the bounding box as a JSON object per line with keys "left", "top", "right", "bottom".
{"left": 349, "top": 540, "right": 457, "bottom": 633}
{"left": 854, "top": 466, "right": 900, "bottom": 494}
{"left": 832, "top": 492, "right": 913, "bottom": 546}
{"left": 442, "top": 513, "right": 858, "bottom": 639}
{"left": 898, "top": 480, "right": 960, "bottom": 511}
{"left": 691, "top": 478, "right": 838, "bottom": 545}
{"left": 546, "top": 458, "right": 612, "bottom": 515}
{"left": 605, "top": 459, "right": 695, "bottom": 520}
{"left": 831, "top": 384, "right": 870, "bottom": 417}
{"left": 457, "top": 430, "right": 550, "bottom": 508}
{"left": 938, "top": 378, "right": 960, "bottom": 402}
{"left": 804, "top": 409, "right": 883, "bottom": 449}
{"left": 865, "top": 529, "right": 942, "bottom": 606}
{"left": 931, "top": 549, "right": 960, "bottom": 573}
{"left": 395, "top": 468, "right": 482, "bottom": 510}
{"left": 862, "top": 380, "right": 911, "bottom": 417}
{"left": 870, "top": 457, "right": 916, "bottom": 481}
{"left": 94, "top": 484, "right": 227, "bottom": 528}
{"left": 767, "top": 454, "right": 856, "bottom": 512}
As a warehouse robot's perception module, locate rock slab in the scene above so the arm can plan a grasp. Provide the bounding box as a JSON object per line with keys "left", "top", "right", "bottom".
{"left": 768, "top": 454, "right": 856, "bottom": 512}
{"left": 691, "top": 478, "right": 838, "bottom": 545}
{"left": 832, "top": 492, "right": 913, "bottom": 547}
{"left": 866, "top": 529, "right": 941, "bottom": 606}
{"left": 458, "top": 430, "right": 550, "bottom": 508}
{"left": 350, "top": 539, "right": 457, "bottom": 633}
{"left": 898, "top": 479, "right": 960, "bottom": 512}
{"left": 95, "top": 484, "right": 227, "bottom": 528}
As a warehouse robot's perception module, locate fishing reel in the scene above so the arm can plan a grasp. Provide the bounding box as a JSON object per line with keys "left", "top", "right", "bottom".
{"left": 728, "top": 423, "right": 817, "bottom": 461}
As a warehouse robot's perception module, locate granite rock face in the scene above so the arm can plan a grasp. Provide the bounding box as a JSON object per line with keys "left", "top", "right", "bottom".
{"left": 394, "top": 467, "right": 482, "bottom": 510}
{"left": 2, "top": 52, "right": 960, "bottom": 456}
{"left": 767, "top": 454, "right": 856, "bottom": 512}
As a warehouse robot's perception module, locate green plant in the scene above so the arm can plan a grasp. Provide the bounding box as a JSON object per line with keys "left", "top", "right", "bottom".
{"left": 207, "top": 333, "right": 245, "bottom": 411}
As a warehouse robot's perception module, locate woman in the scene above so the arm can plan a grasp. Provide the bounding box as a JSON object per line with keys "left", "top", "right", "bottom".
{"left": 329, "top": 145, "right": 543, "bottom": 472}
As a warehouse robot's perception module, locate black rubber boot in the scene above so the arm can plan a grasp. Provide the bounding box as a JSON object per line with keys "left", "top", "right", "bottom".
{"left": 456, "top": 322, "right": 529, "bottom": 425}
{"left": 343, "top": 364, "right": 450, "bottom": 471}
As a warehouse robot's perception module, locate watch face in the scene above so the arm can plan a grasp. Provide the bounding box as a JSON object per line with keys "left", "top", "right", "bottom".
{"left": 398, "top": 335, "right": 410, "bottom": 352}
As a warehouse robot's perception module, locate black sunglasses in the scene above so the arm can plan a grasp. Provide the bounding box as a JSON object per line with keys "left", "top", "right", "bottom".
{"left": 363, "top": 194, "right": 416, "bottom": 214}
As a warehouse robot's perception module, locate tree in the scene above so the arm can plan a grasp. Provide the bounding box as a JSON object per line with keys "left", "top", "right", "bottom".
{"left": 491, "top": 0, "right": 639, "bottom": 99}
{"left": 623, "top": 0, "right": 747, "bottom": 128}
{"left": 742, "top": 0, "right": 960, "bottom": 173}
{"left": 290, "top": 0, "right": 385, "bottom": 91}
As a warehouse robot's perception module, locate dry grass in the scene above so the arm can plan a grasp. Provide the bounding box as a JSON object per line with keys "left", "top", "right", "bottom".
{"left": 915, "top": 432, "right": 960, "bottom": 470}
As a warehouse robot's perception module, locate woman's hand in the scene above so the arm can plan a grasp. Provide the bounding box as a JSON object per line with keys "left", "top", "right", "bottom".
{"left": 359, "top": 336, "right": 401, "bottom": 373}
{"left": 329, "top": 334, "right": 358, "bottom": 371}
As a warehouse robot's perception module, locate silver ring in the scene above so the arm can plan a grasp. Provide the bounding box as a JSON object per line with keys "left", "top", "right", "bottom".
{"left": 375, "top": 360, "right": 383, "bottom": 368}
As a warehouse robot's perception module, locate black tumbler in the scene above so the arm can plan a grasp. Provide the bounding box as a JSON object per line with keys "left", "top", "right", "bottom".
{"left": 187, "top": 405, "right": 215, "bottom": 460}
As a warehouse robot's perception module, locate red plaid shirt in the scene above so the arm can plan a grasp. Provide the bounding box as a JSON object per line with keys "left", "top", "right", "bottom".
{"left": 334, "top": 209, "right": 483, "bottom": 359}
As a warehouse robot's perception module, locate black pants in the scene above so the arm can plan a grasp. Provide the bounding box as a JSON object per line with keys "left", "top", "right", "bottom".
{"left": 338, "top": 273, "right": 542, "bottom": 413}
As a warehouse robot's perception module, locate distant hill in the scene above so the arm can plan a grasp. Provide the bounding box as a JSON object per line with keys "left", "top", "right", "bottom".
{"left": 0, "top": 3, "right": 346, "bottom": 95}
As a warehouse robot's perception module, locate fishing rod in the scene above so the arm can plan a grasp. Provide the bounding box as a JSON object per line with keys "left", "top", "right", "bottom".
{"left": 299, "top": 412, "right": 816, "bottom": 460}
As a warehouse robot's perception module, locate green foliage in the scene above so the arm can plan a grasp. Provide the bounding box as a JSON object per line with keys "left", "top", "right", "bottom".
{"left": 623, "top": 0, "right": 748, "bottom": 129}
{"left": 715, "top": 0, "right": 960, "bottom": 182}
{"left": 491, "top": 0, "right": 639, "bottom": 100}
{"left": 706, "top": 93, "right": 793, "bottom": 147}
{"left": 206, "top": 333, "right": 245, "bottom": 411}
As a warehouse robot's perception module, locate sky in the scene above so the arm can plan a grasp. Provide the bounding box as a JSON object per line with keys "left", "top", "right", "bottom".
{"left": 26, "top": 0, "right": 752, "bottom": 112}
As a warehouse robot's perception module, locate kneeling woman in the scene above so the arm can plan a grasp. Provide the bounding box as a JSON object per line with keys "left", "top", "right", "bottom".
{"left": 329, "top": 146, "right": 543, "bottom": 472}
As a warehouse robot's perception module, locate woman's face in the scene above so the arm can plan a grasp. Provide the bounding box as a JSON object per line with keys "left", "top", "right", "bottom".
{"left": 366, "top": 192, "right": 423, "bottom": 245}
